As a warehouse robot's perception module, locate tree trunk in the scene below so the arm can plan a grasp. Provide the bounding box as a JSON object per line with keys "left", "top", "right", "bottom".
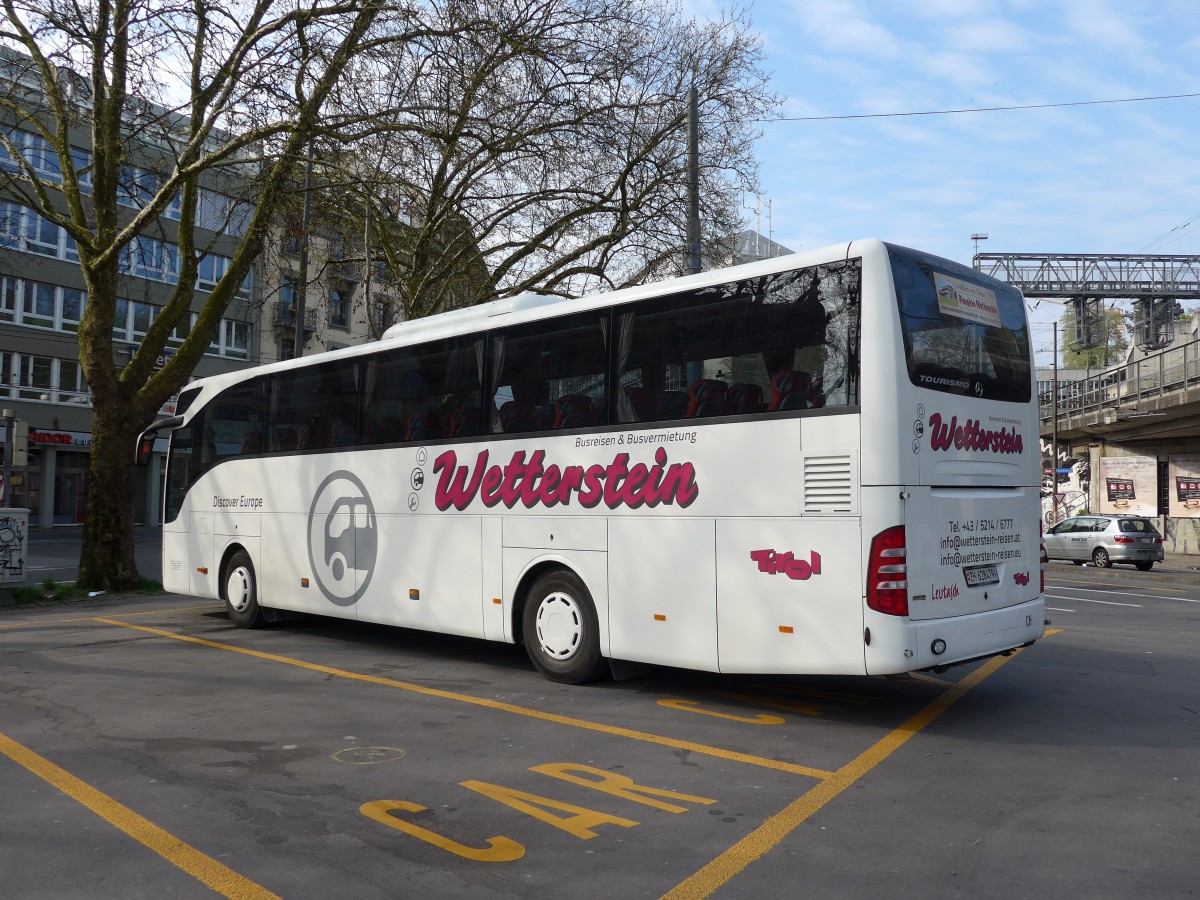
{"left": 76, "top": 399, "right": 142, "bottom": 591}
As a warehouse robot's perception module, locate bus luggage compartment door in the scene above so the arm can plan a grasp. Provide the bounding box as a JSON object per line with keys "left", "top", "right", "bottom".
{"left": 189, "top": 514, "right": 212, "bottom": 597}
{"left": 716, "top": 518, "right": 863, "bottom": 674}
{"left": 608, "top": 519, "right": 717, "bottom": 671}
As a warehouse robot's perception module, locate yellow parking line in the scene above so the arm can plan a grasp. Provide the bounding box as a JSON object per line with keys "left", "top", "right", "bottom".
{"left": 661, "top": 650, "right": 1025, "bottom": 899}
{"left": 93, "top": 618, "right": 835, "bottom": 780}
{"left": 0, "top": 603, "right": 215, "bottom": 630}
{"left": 0, "top": 730, "right": 279, "bottom": 900}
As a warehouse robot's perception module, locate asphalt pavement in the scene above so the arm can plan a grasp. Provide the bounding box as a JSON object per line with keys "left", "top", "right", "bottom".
{"left": 1048, "top": 548, "right": 1200, "bottom": 585}
{"left": 21, "top": 526, "right": 164, "bottom": 586}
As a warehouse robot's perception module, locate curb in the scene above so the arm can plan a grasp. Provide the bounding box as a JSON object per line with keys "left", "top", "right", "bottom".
{"left": 0, "top": 591, "right": 176, "bottom": 613}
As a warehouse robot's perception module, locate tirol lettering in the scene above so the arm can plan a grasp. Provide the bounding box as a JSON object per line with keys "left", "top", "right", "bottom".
{"left": 433, "top": 447, "right": 699, "bottom": 512}
{"left": 927, "top": 413, "right": 1023, "bottom": 455}
{"left": 750, "top": 548, "right": 822, "bottom": 581}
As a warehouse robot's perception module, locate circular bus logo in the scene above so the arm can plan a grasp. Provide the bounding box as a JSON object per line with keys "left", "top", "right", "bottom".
{"left": 306, "top": 470, "right": 377, "bottom": 606}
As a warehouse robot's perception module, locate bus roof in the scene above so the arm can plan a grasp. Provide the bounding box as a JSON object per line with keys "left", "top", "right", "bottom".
{"left": 378, "top": 238, "right": 870, "bottom": 345}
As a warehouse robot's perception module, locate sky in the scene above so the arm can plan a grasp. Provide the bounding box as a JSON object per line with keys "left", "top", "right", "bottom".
{"left": 717, "top": 0, "right": 1200, "bottom": 361}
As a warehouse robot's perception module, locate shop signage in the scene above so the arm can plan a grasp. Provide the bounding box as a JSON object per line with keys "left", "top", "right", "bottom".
{"left": 27, "top": 429, "right": 93, "bottom": 448}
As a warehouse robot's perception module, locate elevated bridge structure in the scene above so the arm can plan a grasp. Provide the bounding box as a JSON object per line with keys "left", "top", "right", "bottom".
{"left": 976, "top": 252, "right": 1200, "bottom": 354}
{"left": 973, "top": 253, "right": 1200, "bottom": 301}
{"left": 974, "top": 253, "right": 1200, "bottom": 444}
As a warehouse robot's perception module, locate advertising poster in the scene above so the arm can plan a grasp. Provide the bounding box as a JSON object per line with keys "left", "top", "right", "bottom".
{"left": 1169, "top": 454, "right": 1200, "bottom": 518}
{"left": 933, "top": 272, "right": 1002, "bottom": 328}
{"left": 1098, "top": 456, "right": 1157, "bottom": 516}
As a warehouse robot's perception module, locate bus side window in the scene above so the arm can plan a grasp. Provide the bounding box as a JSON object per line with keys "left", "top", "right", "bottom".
{"left": 490, "top": 312, "right": 607, "bottom": 434}
{"left": 207, "top": 378, "right": 267, "bottom": 462}
{"left": 360, "top": 352, "right": 410, "bottom": 445}
{"left": 282, "top": 360, "right": 360, "bottom": 450}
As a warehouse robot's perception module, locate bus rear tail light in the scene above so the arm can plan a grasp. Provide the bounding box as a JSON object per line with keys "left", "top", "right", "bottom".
{"left": 867, "top": 525, "right": 908, "bottom": 616}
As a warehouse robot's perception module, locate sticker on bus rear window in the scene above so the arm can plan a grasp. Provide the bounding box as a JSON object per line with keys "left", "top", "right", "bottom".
{"left": 933, "top": 273, "right": 1001, "bottom": 328}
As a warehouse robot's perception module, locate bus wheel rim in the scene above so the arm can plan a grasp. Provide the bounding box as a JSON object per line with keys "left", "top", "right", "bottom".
{"left": 227, "top": 567, "right": 252, "bottom": 612}
{"left": 534, "top": 592, "right": 583, "bottom": 660}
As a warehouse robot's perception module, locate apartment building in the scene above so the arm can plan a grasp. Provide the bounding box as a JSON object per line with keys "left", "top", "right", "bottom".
{"left": 0, "top": 62, "right": 380, "bottom": 527}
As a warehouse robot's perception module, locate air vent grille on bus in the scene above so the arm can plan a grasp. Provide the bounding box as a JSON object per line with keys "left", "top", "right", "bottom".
{"left": 803, "top": 454, "right": 855, "bottom": 514}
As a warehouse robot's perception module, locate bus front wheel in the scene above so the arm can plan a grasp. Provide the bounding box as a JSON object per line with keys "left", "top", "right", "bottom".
{"left": 522, "top": 569, "right": 606, "bottom": 684}
{"left": 223, "top": 550, "right": 264, "bottom": 628}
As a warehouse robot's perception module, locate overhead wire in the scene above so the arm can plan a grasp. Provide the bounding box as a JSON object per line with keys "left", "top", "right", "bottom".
{"left": 763, "top": 91, "right": 1200, "bottom": 122}
{"left": 1137, "top": 211, "right": 1200, "bottom": 254}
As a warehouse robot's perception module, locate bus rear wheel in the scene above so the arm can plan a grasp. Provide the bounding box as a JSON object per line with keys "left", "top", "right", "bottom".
{"left": 223, "top": 550, "right": 264, "bottom": 628}
{"left": 522, "top": 569, "right": 606, "bottom": 684}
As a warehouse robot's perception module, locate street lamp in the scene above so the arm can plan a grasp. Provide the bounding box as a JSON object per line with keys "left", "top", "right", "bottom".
{"left": 1, "top": 408, "right": 13, "bottom": 506}
{"left": 971, "top": 232, "right": 989, "bottom": 262}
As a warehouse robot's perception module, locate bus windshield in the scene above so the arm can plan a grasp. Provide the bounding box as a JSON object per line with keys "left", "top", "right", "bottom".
{"left": 891, "top": 249, "right": 1031, "bottom": 402}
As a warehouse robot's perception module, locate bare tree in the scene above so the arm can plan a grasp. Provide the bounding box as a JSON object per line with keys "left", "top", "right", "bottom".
{"left": 0, "top": 0, "right": 772, "bottom": 588}
{"left": 320, "top": 0, "right": 777, "bottom": 331}
{"left": 0, "top": 0, "right": 391, "bottom": 589}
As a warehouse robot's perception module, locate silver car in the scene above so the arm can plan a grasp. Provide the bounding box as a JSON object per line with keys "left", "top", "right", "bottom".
{"left": 1044, "top": 514, "right": 1164, "bottom": 570}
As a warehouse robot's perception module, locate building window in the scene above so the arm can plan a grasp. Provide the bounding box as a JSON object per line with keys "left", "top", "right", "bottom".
{"left": 57, "top": 359, "right": 89, "bottom": 404}
{"left": 330, "top": 290, "right": 347, "bottom": 328}
{"left": 0, "top": 278, "right": 15, "bottom": 322}
{"left": 0, "top": 354, "right": 91, "bottom": 406}
{"left": 224, "top": 321, "right": 251, "bottom": 358}
{"left": 112, "top": 298, "right": 129, "bottom": 340}
{"left": 132, "top": 300, "right": 156, "bottom": 338}
{"left": 15, "top": 354, "right": 53, "bottom": 401}
{"left": 61, "top": 288, "right": 84, "bottom": 332}
{"left": 23, "top": 209, "right": 60, "bottom": 256}
{"left": 22, "top": 281, "right": 55, "bottom": 328}
{"left": 169, "top": 312, "right": 195, "bottom": 344}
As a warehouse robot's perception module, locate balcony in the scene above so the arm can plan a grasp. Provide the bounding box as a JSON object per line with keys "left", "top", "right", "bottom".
{"left": 328, "top": 261, "right": 360, "bottom": 283}
{"left": 272, "top": 301, "right": 318, "bottom": 333}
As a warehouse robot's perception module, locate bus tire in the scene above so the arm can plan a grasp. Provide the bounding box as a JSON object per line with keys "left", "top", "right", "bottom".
{"left": 223, "top": 550, "right": 264, "bottom": 628}
{"left": 522, "top": 569, "right": 606, "bottom": 684}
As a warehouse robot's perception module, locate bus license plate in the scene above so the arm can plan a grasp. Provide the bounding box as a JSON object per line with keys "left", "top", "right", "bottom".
{"left": 963, "top": 564, "right": 999, "bottom": 587}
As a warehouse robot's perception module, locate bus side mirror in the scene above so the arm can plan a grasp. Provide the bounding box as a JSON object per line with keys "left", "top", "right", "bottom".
{"left": 135, "top": 433, "right": 156, "bottom": 466}
{"left": 134, "top": 415, "right": 185, "bottom": 466}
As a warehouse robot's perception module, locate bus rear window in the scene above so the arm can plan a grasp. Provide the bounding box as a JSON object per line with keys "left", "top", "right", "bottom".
{"left": 891, "top": 252, "right": 1031, "bottom": 402}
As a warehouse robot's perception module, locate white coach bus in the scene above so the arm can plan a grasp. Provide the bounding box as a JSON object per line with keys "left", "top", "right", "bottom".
{"left": 140, "top": 239, "right": 1046, "bottom": 683}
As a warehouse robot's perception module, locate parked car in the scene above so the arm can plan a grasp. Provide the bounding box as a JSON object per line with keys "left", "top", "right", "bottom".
{"left": 1044, "top": 514, "right": 1164, "bottom": 570}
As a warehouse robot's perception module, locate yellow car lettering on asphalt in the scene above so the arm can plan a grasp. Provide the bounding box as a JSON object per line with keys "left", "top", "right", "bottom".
{"left": 460, "top": 780, "right": 639, "bottom": 839}
{"left": 530, "top": 763, "right": 718, "bottom": 814}
{"left": 359, "top": 800, "right": 525, "bottom": 862}
{"left": 711, "top": 690, "right": 842, "bottom": 717}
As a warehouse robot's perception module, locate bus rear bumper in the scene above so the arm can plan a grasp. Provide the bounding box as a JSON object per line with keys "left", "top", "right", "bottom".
{"left": 911, "top": 597, "right": 1045, "bottom": 671}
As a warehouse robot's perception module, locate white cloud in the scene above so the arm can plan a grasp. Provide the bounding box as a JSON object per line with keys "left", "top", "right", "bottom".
{"left": 787, "top": 0, "right": 902, "bottom": 59}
